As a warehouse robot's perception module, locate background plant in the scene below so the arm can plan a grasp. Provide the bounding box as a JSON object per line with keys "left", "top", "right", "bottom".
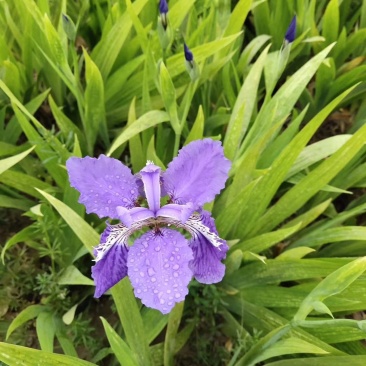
{"left": 1, "top": 0, "right": 366, "bottom": 365}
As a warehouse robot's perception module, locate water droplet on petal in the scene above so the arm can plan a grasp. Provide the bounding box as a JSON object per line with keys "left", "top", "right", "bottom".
{"left": 166, "top": 289, "right": 171, "bottom": 294}
{"left": 151, "top": 277, "right": 156, "bottom": 283}
{"left": 164, "top": 263, "right": 169, "bottom": 269}
{"left": 108, "top": 185, "right": 112, "bottom": 189}
{"left": 107, "top": 200, "right": 111, "bottom": 204}
{"left": 130, "top": 259, "right": 135, "bottom": 263}
{"left": 177, "top": 255, "right": 181, "bottom": 260}
{"left": 145, "top": 259, "right": 150, "bottom": 266}
{"left": 169, "top": 256, "right": 174, "bottom": 261}
{"left": 137, "top": 289, "right": 141, "bottom": 294}
{"left": 123, "top": 198, "right": 128, "bottom": 203}
{"left": 168, "top": 301, "right": 172, "bottom": 305}
{"left": 160, "top": 299, "right": 165, "bottom": 304}
{"left": 173, "top": 264, "right": 179, "bottom": 270}
{"left": 140, "top": 272, "right": 145, "bottom": 277}
{"left": 148, "top": 268, "right": 156, "bottom": 276}
{"left": 175, "top": 293, "right": 180, "bottom": 299}
{"left": 175, "top": 248, "right": 179, "bottom": 252}
{"left": 173, "top": 272, "right": 179, "bottom": 278}
{"left": 158, "top": 292, "right": 164, "bottom": 298}
{"left": 154, "top": 290, "right": 158, "bottom": 294}
{"left": 155, "top": 246, "right": 161, "bottom": 252}
{"left": 141, "top": 248, "right": 145, "bottom": 253}
{"left": 131, "top": 189, "right": 135, "bottom": 194}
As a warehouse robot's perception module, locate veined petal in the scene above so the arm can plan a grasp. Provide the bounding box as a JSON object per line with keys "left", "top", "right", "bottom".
{"left": 66, "top": 155, "right": 138, "bottom": 219}
{"left": 156, "top": 203, "right": 194, "bottom": 223}
{"left": 140, "top": 162, "right": 161, "bottom": 213}
{"left": 186, "top": 211, "right": 228, "bottom": 284}
{"left": 127, "top": 228, "right": 193, "bottom": 314}
{"left": 163, "top": 139, "right": 231, "bottom": 208}
{"left": 92, "top": 225, "right": 130, "bottom": 297}
{"left": 116, "top": 206, "right": 154, "bottom": 227}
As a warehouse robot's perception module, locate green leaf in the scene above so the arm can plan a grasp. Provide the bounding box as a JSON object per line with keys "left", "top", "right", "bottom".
{"left": 164, "top": 302, "right": 184, "bottom": 366}
{"left": 224, "top": 45, "right": 270, "bottom": 160}
{"left": 276, "top": 247, "right": 316, "bottom": 260}
{"left": 83, "top": 50, "right": 108, "bottom": 153}
{"left": 267, "top": 356, "right": 366, "bottom": 366}
{"left": 6, "top": 305, "right": 46, "bottom": 340}
{"left": 294, "top": 257, "right": 366, "bottom": 321}
{"left": 0, "top": 146, "right": 34, "bottom": 175}
{"left": 111, "top": 279, "right": 152, "bottom": 366}
{"left": 185, "top": 105, "right": 204, "bottom": 145}
{"left": 58, "top": 265, "right": 94, "bottom": 286}
{"left": 36, "top": 312, "right": 55, "bottom": 352}
{"left": 62, "top": 305, "right": 78, "bottom": 325}
{"left": 100, "top": 317, "right": 138, "bottom": 366}
{"left": 107, "top": 111, "right": 170, "bottom": 156}
{"left": 159, "top": 62, "right": 180, "bottom": 134}
{"left": 35, "top": 189, "right": 99, "bottom": 254}
{"left": 0, "top": 342, "right": 97, "bottom": 366}
{"left": 322, "top": 0, "right": 339, "bottom": 45}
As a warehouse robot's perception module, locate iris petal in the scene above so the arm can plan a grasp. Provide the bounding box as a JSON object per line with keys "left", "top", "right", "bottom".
{"left": 187, "top": 211, "right": 229, "bottom": 284}
{"left": 163, "top": 139, "right": 231, "bottom": 209}
{"left": 127, "top": 228, "right": 193, "bottom": 314}
{"left": 66, "top": 155, "right": 138, "bottom": 219}
{"left": 92, "top": 243, "right": 129, "bottom": 298}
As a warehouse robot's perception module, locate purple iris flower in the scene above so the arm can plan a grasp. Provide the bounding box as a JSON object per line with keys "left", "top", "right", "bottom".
{"left": 66, "top": 139, "right": 231, "bottom": 314}
{"left": 285, "top": 16, "right": 297, "bottom": 43}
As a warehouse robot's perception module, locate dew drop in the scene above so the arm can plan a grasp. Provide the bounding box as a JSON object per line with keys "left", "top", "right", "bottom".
{"left": 143, "top": 289, "right": 147, "bottom": 292}
{"left": 158, "top": 292, "right": 164, "bottom": 298}
{"left": 139, "top": 272, "right": 145, "bottom": 277}
{"left": 151, "top": 277, "right": 156, "bottom": 283}
{"left": 177, "top": 255, "right": 181, "bottom": 260}
{"left": 123, "top": 198, "right": 128, "bottom": 203}
{"left": 145, "top": 259, "right": 150, "bottom": 266}
{"left": 168, "top": 301, "right": 172, "bottom": 306}
{"left": 169, "top": 296, "right": 173, "bottom": 300}
{"left": 160, "top": 299, "right": 165, "bottom": 304}
{"left": 166, "top": 289, "right": 171, "bottom": 294}
{"left": 173, "top": 284, "right": 178, "bottom": 288}
{"left": 107, "top": 200, "right": 111, "bottom": 204}
{"left": 134, "top": 268, "right": 138, "bottom": 272}
{"left": 141, "top": 248, "right": 145, "bottom": 253}
{"left": 136, "top": 289, "right": 141, "bottom": 294}
{"left": 130, "top": 259, "right": 135, "bottom": 263}
{"left": 131, "top": 189, "right": 135, "bottom": 194}
{"left": 155, "top": 246, "right": 161, "bottom": 252}
{"left": 173, "top": 264, "right": 179, "bottom": 270}
{"left": 173, "top": 272, "right": 179, "bottom": 278}
{"left": 175, "top": 248, "right": 179, "bottom": 252}
{"left": 153, "top": 290, "right": 158, "bottom": 294}
{"left": 169, "top": 256, "right": 174, "bottom": 261}
{"left": 116, "top": 176, "right": 120, "bottom": 179}
{"left": 175, "top": 293, "right": 180, "bottom": 299}
{"left": 164, "top": 263, "right": 169, "bottom": 269}
{"left": 108, "top": 185, "right": 112, "bottom": 189}
{"left": 148, "top": 268, "right": 156, "bottom": 276}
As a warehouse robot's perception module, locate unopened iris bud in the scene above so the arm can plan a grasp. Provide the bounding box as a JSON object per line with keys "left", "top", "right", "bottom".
{"left": 62, "top": 13, "right": 76, "bottom": 42}
{"left": 184, "top": 43, "right": 199, "bottom": 81}
{"left": 159, "top": 0, "right": 169, "bottom": 29}
{"left": 285, "top": 16, "right": 296, "bottom": 44}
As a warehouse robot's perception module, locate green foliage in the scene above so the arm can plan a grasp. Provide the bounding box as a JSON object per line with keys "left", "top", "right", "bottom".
{"left": 1, "top": 0, "right": 366, "bottom": 365}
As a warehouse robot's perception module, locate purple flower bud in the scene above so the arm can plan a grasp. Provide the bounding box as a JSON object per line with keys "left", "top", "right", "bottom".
{"left": 184, "top": 43, "right": 193, "bottom": 62}
{"left": 285, "top": 16, "right": 296, "bottom": 43}
{"left": 159, "top": 0, "right": 168, "bottom": 14}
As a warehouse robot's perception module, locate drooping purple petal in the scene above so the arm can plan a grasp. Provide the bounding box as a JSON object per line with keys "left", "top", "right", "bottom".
{"left": 127, "top": 228, "right": 193, "bottom": 314}
{"left": 187, "top": 211, "right": 228, "bottom": 284}
{"left": 140, "top": 163, "right": 161, "bottom": 213}
{"left": 92, "top": 242, "right": 129, "bottom": 298}
{"left": 66, "top": 155, "right": 139, "bottom": 219}
{"left": 163, "top": 139, "right": 231, "bottom": 209}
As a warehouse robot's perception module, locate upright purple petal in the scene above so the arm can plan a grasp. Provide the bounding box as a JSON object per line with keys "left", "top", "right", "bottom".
{"left": 92, "top": 242, "right": 129, "bottom": 297}
{"left": 66, "top": 155, "right": 139, "bottom": 219}
{"left": 184, "top": 43, "right": 193, "bottom": 62}
{"left": 163, "top": 139, "right": 231, "bottom": 209}
{"left": 188, "top": 211, "right": 228, "bottom": 284}
{"left": 140, "top": 163, "right": 161, "bottom": 213}
{"left": 159, "top": 0, "right": 168, "bottom": 14}
{"left": 127, "top": 228, "right": 193, "bottom": 314}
